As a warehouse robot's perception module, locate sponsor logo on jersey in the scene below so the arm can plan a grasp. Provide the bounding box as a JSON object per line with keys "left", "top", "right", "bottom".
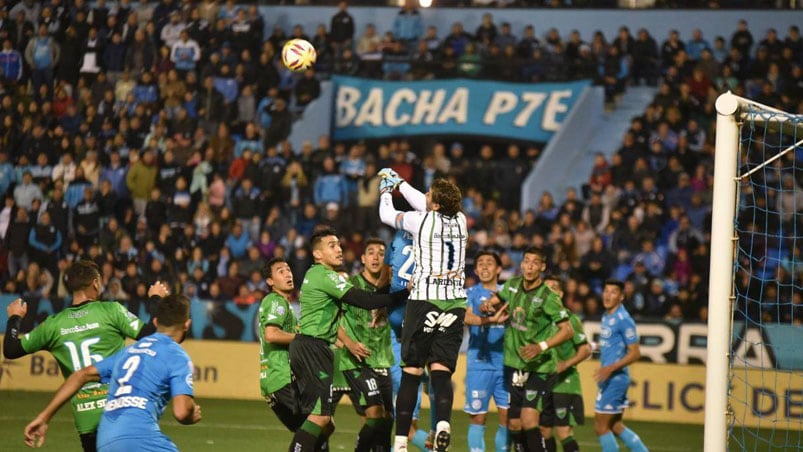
{"left": 60, "top": 322, "right": 100, "bottom": 336}
{"left": 423, "top": 311, "right": 459, "bottom": 333}
{"left": 68, "top": 310, "right": 89, "bottom": 319}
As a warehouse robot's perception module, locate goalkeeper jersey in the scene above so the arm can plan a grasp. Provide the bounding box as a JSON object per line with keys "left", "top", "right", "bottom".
{"left": 20, "top": 300, "right": 144, "bottom": 433}
{"left": 258, "top": 292, "right": 297, "bottom": 396}
{"left": 500, "top": 278, "right": 569, "bottom": 374}
{"left": 298, "top": 264, "right": 353, "bottom": 344}
{"left": 339, "top": 273, "right": 393, "bottom": 371}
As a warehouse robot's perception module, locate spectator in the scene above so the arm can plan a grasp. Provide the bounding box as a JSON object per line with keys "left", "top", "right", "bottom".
{"left": 493, "top": 144, "right": 529, "bottom": 211}
{"left": 127, "top": 149, "right": 158, "bottom": 216}
{"left": 171, "top": 29, "right": 201, "bottom": 75}
{"left": 264, "top": 98, "right": 292, "bottom": 148}
{"left": 686, "top": 29, "right": 711, "bottom": 61}
{"left": 0, "top": 39, "right": 23, "bottom": 84}
{"left": 730, "top": 19, "right": 754, "bottom": 58}
{"left": 28, "top": 210, "right": 61, "bottom": 275}
{"left": 294, "top": 69, "right": 321, "bottom": 106}
{"left": 5, "top": 207, "right": 32, "bottom": 277}
{"left": 330, "top": 1, "right": 354, "bottom": 50}
{"left": 24, "top": 24, "right": 59, "bottom": 91}
{"left": 225, "top": 222, "right": 251, "bottom": 260}
{"left": 392, "top": 0, "right": 423, "bottom": 48}
{"left": 314, "top": 156, "right": 348, "bottom": 208}
{"left": 13, "top": 171, "right": 42, "bottom": 210}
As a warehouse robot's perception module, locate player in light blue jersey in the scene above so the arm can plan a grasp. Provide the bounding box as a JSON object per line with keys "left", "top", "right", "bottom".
{"left": 387, "top": 228, "right": 433, "bottom": 451}
{"left": 24, "top": 295, "right": 200, "bottom": 451}
{"left": 594, "top": 280, "right": 648, "bottom": 452}
{"left": 463, "top": 250, "right": 510, "bottom": 452}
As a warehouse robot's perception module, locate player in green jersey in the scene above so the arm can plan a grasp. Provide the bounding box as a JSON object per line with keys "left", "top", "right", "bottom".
{"left": 338, "top": 238, "right": 395, "bottom": 452}
{"left": 259, "top": 257, "right": 333, "bottom": 452}
{"left": 3, "top": 260, "right": 167, "bottom": 452}
{"left": 288, "top": 228, "right": 408, "bottom": 452}
{"left": 484, "top": 247, "right": 573, "bottom": 452}
{"left": 540, "top": 275, "right": 592, "bottom": 452}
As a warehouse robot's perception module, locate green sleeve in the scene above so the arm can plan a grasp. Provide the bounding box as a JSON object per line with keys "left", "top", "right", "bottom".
{"left": 570, "top": 315, "right": 588, "bottom": 346}
{"left": 20, "top": 320, "right": 54, "bottom": 354}
{"left": 320, "top": 269, "right": 354, "bottom": 299}
{"left": 262, "top": 297, "right": 290, "bottom": 328}
{"left": 111, "top": 302, "right": 144, "bottom": 338}
{"left": 497, "top": 279, "right": 513, "bottom": 302}
{"left": 544, "top": 292, "right": 570, "bottom": 324}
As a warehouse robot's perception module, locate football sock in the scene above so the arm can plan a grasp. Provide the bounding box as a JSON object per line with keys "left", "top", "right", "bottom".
{"left": 467, "top": 424, "right": 485, "bottom": 452}
{"left": 509, "top": 430, "right": 524, "bottom": 452}
{"left": 619, "top": 427, "right": 648, "bottom": 452}
{"left": 290, "top": 420, "right": 321, "bottom": 452}
{"left": 561, "top": 436, "right": 579, "bottom": 452}
{"left": 410, "top": 429, "right": 429, "bottom": 451}
{"left": 494, "top": 425, "right": 509, "bottom": 452}
{"left": 524, "top": 427, "right": 546, "bottom": 452}
{"left": 429, "top": 370, "right": 453, "bottom": 424}
{"left": 599, "top": 432, "right": 620, "bottom": 452}
{"left": 356, "top": 418, "right": 381, "bottom": 452}
{"left": 395, "top": 372, "right": 423, "bottom": 437}
{"left": 373, "top": 418, "right": 393, "bottom": 452}
{"left": 544, "top": 436, "right": 557, "bottom": 452}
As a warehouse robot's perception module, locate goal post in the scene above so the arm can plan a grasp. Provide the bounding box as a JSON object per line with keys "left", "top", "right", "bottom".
{"left": 706, "top": 92, "right": 803, "bottom": 452}
{"left": 705, "top": 92, "right": 740, "bottom": 452}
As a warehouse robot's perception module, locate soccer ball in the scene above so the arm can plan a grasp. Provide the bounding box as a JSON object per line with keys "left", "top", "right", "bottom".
{"left": 281, "top": 39, "right": 317, "bottom": 72}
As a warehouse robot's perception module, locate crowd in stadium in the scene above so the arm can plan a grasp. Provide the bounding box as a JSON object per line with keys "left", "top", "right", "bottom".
{"left": 0, "top": 0, "right": 802, "bottom": 327}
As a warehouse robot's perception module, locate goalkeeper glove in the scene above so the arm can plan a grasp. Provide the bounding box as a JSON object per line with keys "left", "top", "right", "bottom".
{"left": 378, "top": 167, "right": 403, "bottom": 194}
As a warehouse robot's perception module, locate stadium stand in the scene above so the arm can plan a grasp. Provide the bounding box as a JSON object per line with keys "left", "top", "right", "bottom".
{"left": 0, "top": 0, "right": 801, "bottom": 336}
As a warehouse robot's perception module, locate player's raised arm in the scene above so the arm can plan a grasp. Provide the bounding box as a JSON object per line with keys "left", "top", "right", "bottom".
{"left": 3, "top": 298, "right": 29, "bottom": 359}
{"left": 24, "top": 365, "right": 102, "bottom": 448}
{"left": 377, "top": 168, "right": 427, "bottom": 212}
{"left": 134, "top": 281, "right": 171, "bottom": 339}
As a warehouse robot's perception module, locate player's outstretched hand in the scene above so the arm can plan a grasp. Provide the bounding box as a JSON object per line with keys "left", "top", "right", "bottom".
{"left": 148, "top": 281, "right": 170, "bottom": 298}
{"left": 7, "top": 298, "right": 27, "bottom": 318}
{"left": 23, "top": 417, "right": 48, "bottom": 448}
{"left": 378, "top": 167, "right": 403, "bottom": 194}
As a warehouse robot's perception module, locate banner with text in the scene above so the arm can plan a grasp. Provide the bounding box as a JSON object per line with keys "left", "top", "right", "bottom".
{"left": 2, "top": 296, "right": 800, "bottom": 370}
{"left": 331, "top": 76, "right": 591, "bottom": 142}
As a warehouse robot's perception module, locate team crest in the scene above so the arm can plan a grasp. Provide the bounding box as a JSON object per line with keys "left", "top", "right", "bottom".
{"left": 471, "top": 399, "right": 482, "bottom": 410}
{"left": 556, "top": 408, "right": 567, "bottom": 419}
{"left": 525, "top": 390, "right": 537, "bottom": 401}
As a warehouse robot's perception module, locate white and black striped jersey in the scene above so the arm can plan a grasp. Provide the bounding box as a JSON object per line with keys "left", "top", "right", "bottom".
{"left": 379, "top": 184, "right": 468, "bottom": 301}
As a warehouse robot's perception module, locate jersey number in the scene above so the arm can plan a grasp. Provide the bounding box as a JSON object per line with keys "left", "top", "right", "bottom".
{"left": 398, "top": 245, "right": 414, "bottom": 281}
{"left": 445, "top": 241, "right": 455, "bottom": 270}
{"left": 114, "top": 356, "right": 142, "bottom": 396}
{"left": 64, "top": 338, "right": 102, "bottom": 371}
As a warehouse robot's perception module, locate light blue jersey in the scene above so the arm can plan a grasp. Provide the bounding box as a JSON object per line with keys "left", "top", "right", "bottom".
{"left": 386, "top": 230, "right": 414, "bottom": 338}
{"left": 599, "top": 305, "right": 639, "bottom": 377}
{"left": 94, "top": 333, "right": 194, "bottom": 450}
{"left": 465, "top": 284, "right": 505, "bottom": 371}
{"left": 596, "top": 304, "right": 639, "bottom": 414}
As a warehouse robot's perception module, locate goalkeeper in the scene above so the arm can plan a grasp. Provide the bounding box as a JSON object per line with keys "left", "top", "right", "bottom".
{"left": 4, "top": 260, "right": 168, "bottom": 452}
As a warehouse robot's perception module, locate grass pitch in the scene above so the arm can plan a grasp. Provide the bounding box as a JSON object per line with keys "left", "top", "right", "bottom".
{"left": 0, "top": 390, "right": 709, "bottom": 451}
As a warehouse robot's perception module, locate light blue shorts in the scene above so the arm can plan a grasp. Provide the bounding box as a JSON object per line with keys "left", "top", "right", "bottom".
{"left": 464, "top": 368, "right": 509, "bottom": 414}
{"left": 594, "top": 372, "right": 630, "bottom": 414}
{"left": 99, "top": 435, "right": 177, "bottom": 452}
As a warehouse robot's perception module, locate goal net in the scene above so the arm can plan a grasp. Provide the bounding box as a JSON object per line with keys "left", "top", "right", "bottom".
{"left": 705, "top": 93, "right": 803, "bottom": 452}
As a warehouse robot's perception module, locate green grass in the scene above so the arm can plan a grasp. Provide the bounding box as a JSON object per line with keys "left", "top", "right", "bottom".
{"left": 12, "top": 389, "right": 802, "bottom": 451}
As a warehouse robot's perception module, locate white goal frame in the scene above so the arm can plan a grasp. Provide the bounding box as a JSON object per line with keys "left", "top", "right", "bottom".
{"left": 705, "top": 92, "right": 802, "bottom": 452}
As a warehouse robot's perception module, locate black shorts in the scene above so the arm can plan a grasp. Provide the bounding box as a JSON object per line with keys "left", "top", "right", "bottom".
{"left": 344, "top": 367, "right": 394, "bottom": 414}
{"left": 401, "top": 300, "right": 466, "bottom": 372}
{"left": 267, "top": 384, "right": 307, "bottom": 431}
{"left": 539, "top": 392, "right": 585, "bottom": 427}
{"left": 506, "top": 368, "right": 555, "bottom": 419}
{"left": 289, "top": 335, "right": 334, "bottom": 416}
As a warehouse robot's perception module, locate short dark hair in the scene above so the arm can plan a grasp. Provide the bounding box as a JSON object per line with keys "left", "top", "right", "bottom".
{"left": 604, "top": 279, "right": 625, "bottom": 291}
{"left": 475, "top": 249, "right": 501, "bottom": 267}
{"left": 364, "top": 238, "right": 386, "bottom": 252}
{"left": 522, "top": 246, "right": 547, "bottom": 262}
{"left": 263, "top": 257, "right": 288, "bottom": 280}
{"left": 64, "top": 260, "right": 101, "bottom": 292}
{"left": 431, "top": 178, "right": 462, "bottom": 217}
{"left": 311, "top": 227, "right": 338, "bottom": 249}
{"left": 543, "top": 273, "right": 564, "bottom": 292}
{"left": 154, "top": 294, "right": 190, "bottom": 327}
